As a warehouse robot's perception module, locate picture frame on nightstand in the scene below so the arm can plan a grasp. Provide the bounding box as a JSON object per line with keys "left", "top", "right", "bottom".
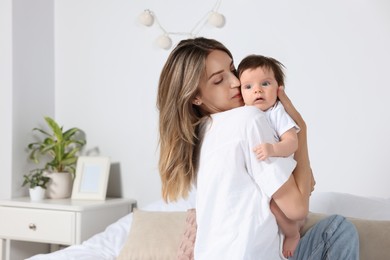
{"left": 71, "top": 156, "right": 111, "bottom": 200}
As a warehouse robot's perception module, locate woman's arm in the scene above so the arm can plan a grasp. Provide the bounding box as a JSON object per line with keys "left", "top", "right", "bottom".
{"left": 277, "top": 86, "right": 315, "bottom": 192}
{"left": 272, "top": 87, "right": 315, "bottom": 221}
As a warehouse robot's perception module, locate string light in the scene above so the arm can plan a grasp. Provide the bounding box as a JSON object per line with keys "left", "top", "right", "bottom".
{"left": 138, "top": 0, "right": 225, "bottom": 50}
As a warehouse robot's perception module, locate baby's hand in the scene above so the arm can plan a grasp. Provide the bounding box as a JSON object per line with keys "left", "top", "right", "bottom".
{"left": 253, "top": 143, "right": 274, "bottom": 160}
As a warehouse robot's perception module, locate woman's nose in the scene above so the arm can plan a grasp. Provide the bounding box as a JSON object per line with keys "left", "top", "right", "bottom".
{"left": 231, "top": 75, "right": 241, "bottom": 88}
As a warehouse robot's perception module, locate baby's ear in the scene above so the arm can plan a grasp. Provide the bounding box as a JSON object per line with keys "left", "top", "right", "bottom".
{"left": 277, "top": 86, "right": 285, "bottom": 94}
{"left": 277, "top": 86, "right": 285, "bottom": 100}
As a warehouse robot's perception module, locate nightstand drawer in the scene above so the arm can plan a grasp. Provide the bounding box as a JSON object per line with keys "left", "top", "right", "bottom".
{"left": 0, "top": 207, "right": 75, "bottom": 244}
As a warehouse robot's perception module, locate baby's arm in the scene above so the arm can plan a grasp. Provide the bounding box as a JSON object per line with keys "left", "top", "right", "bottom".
{"left": 254, "top": 128, "right": 298, "bottom": 160}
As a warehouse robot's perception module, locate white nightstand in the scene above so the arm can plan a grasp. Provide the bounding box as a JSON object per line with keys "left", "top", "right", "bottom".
{"left": 0, "top": 197, "right": 136, "bottom": 260}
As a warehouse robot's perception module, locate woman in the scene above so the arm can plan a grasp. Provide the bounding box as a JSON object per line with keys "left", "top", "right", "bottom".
{"left": 157, "top": 37, "right": 359, "bottom": 259}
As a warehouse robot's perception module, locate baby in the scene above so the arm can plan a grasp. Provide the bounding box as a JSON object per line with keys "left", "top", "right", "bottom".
{"left": 238, "top": 54, "right": 302, "bottom": 259}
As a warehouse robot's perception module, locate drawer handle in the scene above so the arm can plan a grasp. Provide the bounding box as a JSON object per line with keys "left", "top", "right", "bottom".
{"left": 29, "top": 223, "right": 37, "bottom": 231}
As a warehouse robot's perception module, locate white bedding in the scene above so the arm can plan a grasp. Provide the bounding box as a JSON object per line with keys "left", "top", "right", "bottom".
{"left": 27, "top": 191, "right": 390, "bottom": 260}
{"left": 27, "top": 192, "right": 196, "bottom": 260}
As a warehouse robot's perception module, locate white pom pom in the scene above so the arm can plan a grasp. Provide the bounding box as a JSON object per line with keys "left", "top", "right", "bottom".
{"left": 156, "top": 34, "right": 172, "bottom": 50}
{"left": 138, "top": 10, "right": 154, "bottom": 27}
{"left": 208, "top": 12, "right": 226, "bottom": 28}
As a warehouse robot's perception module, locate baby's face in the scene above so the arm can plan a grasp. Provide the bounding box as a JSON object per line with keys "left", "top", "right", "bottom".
{"left": 240, "top": 67, "right": 278, "bottom": 111}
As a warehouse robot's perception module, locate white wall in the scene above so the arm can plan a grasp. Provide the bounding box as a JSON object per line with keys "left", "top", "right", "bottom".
{"left": 55, "top": 0, "right": 390, "bottom": 207}
{"left": 1, "top": 0, "right": 55, "bottom": 259}
{"left": 12, "top": 0, "right": 55, "bottom": 198}
{"left": 3, "top": 0, "right": 390, "bottom": 208}
{"left": 0, "top": 0, "right": 13, "bottom": 200}
{"left": 0, "top": 0, "right": 55, "bottom": 200}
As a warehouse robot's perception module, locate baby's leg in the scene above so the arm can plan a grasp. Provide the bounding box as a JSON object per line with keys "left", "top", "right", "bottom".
{"left": 270, "top": 199, "right": 301, "bottom": 258}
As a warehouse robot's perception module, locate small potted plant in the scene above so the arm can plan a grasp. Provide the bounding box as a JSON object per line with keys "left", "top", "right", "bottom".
{"left": 27, "top": 116, "right": 86, "bottom": 199}
{"left": 22, "top": 169, "right": 51, "bottom": 201}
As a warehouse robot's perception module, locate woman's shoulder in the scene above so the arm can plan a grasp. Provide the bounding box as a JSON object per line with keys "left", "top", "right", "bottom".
{"left": 206, "top": 106, "right": 273, "bottom": 138}
{"left": 230, "top": 106, "right": 265, "bottom": 119}
{"left": 213, "top": 106, "right": 266, "bottom": 123}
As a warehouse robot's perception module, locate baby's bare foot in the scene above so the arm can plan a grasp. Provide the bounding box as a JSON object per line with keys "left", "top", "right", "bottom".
{"left": 282, "top": 234, "right": 300, "bottom": 258}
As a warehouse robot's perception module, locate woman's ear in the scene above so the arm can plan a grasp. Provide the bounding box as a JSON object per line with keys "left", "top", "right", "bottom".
{"left": 192, "top": 97, "right": 202, "bottom": 106}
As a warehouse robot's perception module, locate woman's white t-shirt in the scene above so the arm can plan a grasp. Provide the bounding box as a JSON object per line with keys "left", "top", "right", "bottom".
{"left": 194, "top": 106, "right": 296, "bottom": 260}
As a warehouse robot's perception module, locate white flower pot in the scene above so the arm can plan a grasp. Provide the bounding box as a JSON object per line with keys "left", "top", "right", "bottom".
{"left": 45, "top": 172, "right": 73, "bottom": 199}
{"left": 29, "top": 186, "right": 46, "bottom": 201}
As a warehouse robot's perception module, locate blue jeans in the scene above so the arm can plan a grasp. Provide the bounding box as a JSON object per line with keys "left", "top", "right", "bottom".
{"left": 291, "top": 215, "right": 359, "bottom": 260}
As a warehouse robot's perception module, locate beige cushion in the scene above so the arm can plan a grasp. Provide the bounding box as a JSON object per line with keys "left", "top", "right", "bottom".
{"left": 117, "top": 209, "right": 187, "bottom": 260}
{"left": 118, "top": 210, "right": 390, "bottom": 260}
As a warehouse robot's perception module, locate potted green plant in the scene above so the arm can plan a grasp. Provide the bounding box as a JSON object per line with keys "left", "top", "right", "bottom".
{"left": 27, "top": 116, "right": 86, "bottom": 199}
{"left": 22, "top": 169, "right": 51, "bottom": 201}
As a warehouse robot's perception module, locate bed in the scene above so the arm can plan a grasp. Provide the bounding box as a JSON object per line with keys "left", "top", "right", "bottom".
{"left": 27, "top": 191, "right": 390, "bottom": 260}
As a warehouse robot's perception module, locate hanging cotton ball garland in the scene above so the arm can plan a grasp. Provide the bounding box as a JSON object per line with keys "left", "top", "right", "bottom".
{"left": 138, "top": 0, "right": 225, "bottom": 50}
{"left": 138, "top": 10, "right": 154, "bottom": 26}
{"left": 156, "top": 34, "right": 173, "bottom": 50}
{"left": 208, "top": 12, "right": 225, "bottom": 28}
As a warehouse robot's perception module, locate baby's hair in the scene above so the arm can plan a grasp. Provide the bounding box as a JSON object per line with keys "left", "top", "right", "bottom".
{"left": 237, "top": 54, "right": 286, "bottom": 86}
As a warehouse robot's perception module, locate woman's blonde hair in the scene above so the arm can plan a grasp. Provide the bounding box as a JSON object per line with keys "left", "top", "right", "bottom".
{"left": 157, "top": 37, "right": 233, "bottom": 202}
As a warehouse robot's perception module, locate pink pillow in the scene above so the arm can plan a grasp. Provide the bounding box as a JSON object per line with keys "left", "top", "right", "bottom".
{"left": 176, "top": 208, "right": 197, "bottom": 260}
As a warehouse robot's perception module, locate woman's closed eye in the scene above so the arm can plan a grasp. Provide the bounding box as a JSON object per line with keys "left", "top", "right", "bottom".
{"left": 214, "top": 77, "right": 223, "bottom": 85}
{"left": 213, "top": 70, "right": 236, "bottom": 85}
